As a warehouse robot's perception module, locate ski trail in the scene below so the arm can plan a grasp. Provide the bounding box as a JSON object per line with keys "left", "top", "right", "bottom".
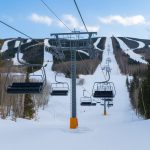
{"left": 126, "top": 37, "right": 145, "bottom": 49}
{"left": 79, "top": 37, "right": 138, "bottom": 125}
{"left": 93, "top": 37, "right": 103, "bottom": 51}
{"left": 116, "top": 37, "right": 148, "bottom": 64}
{"left": 0, "top": 39, "right": 13, "bottom": 52}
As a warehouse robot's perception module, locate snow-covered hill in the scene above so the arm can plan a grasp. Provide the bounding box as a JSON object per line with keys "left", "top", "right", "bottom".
{"left": 116, "top": 37, "right": 148, "bottom": 64}
{"left": 0, "top": 37, "right": 150, "bottom": 150}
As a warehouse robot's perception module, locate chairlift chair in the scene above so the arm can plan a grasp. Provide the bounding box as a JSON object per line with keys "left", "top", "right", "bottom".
{"left": 5, "top": 38, "right": 46, "bottom": 94}
{"left": 50, "top": 73, "right": 69, "bottom": 96}
{"left": 102, "top": 65, "right": 111, "bottom": 73}
{"left": 106, "top": 57, "right": 111, "bottom": 63}
{"left": 80, "top": 90, "right": 96, "bottom": 106}
{"left": 50, "top": 82, "right": 69, "bottom": 96}
{"left": 107, "top": 101, "right": 113, "bottom": 108}
{"left": 92, "top": 82, "right": 116, "bottom": 98}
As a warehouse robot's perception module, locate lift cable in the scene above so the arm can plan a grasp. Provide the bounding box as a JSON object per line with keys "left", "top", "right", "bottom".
{"left": 40, "top": 0, "right": 96, "bottom": 80}
{"left": 73, "top": 0, "right": 88, "bottom": 32}
{"left": 40, "top": 0, "right": 74, "bottom": 75}
{"left": 73, "top": 0, "right": 107, "bottom": 81}
{"left": 40, "top": 0, "right": 72, "bottom": 32}
{"left": 0, "top": 20, "right": 32, "bottom": 39}
{"left": 0, "top": 20, "right": 44, "bottom": 46}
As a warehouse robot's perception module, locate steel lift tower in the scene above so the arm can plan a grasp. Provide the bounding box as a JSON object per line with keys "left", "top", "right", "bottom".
{"left": 51, "top": 31, "right": 97, "bottom": 129}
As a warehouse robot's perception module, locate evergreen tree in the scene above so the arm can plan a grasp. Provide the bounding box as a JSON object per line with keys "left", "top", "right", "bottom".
{"left": 23, "top": 67, "right": 35, "bottom": 119}
{"left": 138, "top": 61, "right": 150, "bottom": 119}
{"left": 126, "top": 76, "right": 130, "bottom": 91}
{"left": 129, "top": 74, "right": 139, "bottom": 109}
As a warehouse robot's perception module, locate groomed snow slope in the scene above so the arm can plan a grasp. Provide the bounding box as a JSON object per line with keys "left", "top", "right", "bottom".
{"left": 93, "top": 37, "right": 103, "bottom": 51}
{"left": 0, "top": 39, "right": 13, "bottom": 52}
{"left": 0, "top": 38, "right": 150, "bottom": 150}
{"left": 125, "top": 37, "right": 145, "bottom": 49}
{"left": 116, "top": 37, "right": 148, "bottom": 64}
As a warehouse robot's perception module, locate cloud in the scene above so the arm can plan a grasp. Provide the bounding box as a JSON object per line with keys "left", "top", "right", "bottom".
{"left": 29, "top": 13, "right": 53, "bottom": 26}
{"left": 58, "top": 14, "right": 80, "bottom": 29}
{"left": 28, "top": 13, "right": 99, "bottom": 32}
{"left": 80, "top": 25, "right": 100, "bottom": 32}
{"left": 59, "top": 14, "right": 100, "bottom": 32}
{"left": 99, "top": 15, "right": 146, "bottom": 26}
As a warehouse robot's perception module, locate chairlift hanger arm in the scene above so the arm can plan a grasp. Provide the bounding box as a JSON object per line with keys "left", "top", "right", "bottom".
{"left": 54, "top": 72, "right": 69, "bottom": 86}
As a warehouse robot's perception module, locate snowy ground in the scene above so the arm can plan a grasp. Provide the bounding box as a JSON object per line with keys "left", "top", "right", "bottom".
{"left": 125, "top": 37, "right": 145, "bottom": 49}
{"left": 116, "top": 37, "right": 148, "bottom": 64}
{"left": 0, "top": 39, "right": 14, "bottom": 52}
{"left": 93, "top": 37, "right": 103, "bottom": 51}
{"left": 0, "top": 38, "right": 150, "bottom": 150}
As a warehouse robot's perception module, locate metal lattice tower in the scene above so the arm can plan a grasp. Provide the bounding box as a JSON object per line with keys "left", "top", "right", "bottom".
{"left": 51, "top": 31, "right": 97, "bottom": 129}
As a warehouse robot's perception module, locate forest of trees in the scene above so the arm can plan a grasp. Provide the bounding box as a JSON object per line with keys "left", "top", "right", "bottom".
{"left": 126, "top": 62, "right": 150, "bottom": 119}
{"left": 111, "top": 37, "right": 147, "bottom": 76}
{"left": 0, "top": 61, "right": 50, "bottom": 120}
{"left": 112, "top": 37, "right": 150, "bottom": 119}
{"left": 0, "top": 38, "right": 106, "bottom": 120}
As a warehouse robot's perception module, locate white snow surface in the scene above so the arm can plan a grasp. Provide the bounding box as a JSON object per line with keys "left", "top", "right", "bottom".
{"left": 27, "top": 39, "right": 32, "bottom": 43}
{"left": 14, "top": 40, "right": 20, "bottom": 48}
{"left": 0, "top": 39, "right": 13, "bottom": 52}
{"left": 93, "top": 37, "right": 103, "bottom": 51}
{"left": 125, "top": 37, "right": 145, "bottom": 50}
{"left": 44, "top": 39, "right": 51, "bottom": 47}
{"left": 116, "top": 37, "right": 148, "bottom": 64}
{"left": 77, "top": 50, "right": 89, "bottom": 56}
{"left": 0, "top": 38, "right": 150, "bottom": 150}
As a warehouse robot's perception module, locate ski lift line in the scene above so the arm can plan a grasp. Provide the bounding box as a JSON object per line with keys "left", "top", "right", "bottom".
{"left": 40, "top": 0, "right": 72, "bottom": 32}
{"left": 73, "top": 0, "right": 88, "bottom": 32}
{"left": 73, "top": 35, "right": 107, "bottom": 82}
{"left": 67, "top": 33, "right": 108, "bottom": 96}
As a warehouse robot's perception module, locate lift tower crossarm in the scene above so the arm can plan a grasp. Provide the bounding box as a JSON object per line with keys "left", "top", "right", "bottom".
{"left": 51, "top": 32, "right": 97, "bottom": 36}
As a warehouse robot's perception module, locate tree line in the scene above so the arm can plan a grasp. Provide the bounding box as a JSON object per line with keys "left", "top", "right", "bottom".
{"left": 112, "top": 37, "right": 150, "bottom": 119}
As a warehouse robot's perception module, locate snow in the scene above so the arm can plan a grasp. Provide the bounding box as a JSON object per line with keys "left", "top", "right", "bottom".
{"left": 14, "top": 40, "right": 20, "bottom": 48}
{"left": 77, "top": 50, "right": 89, "bottom": 56}
{"left": 27, "top": 39, "right": 32, "bottom": 43}
{"left": 12, "top": 53, "right": 24, "bottom": 65}
{"left": 44, "top": 39, "right": 51, "bottom": 47}
{"left": 93, "top": 37, "right": 103, "bottom": 51}
{"left": 116, "top": 37, "right": 148, "bottom": 64}
{"left": 125, "top": 37, "right": 145, "bottom": 49}
{"left": 0, "top": 39, "right": 13, "bottom": 52}
{"left": 0, "top": 37, "right": 150, "bottom": 150}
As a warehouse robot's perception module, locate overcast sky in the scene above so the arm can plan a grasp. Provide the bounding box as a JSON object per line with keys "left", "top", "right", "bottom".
{"left": 1, "top": 0, "right": 150, "bottom": 38}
